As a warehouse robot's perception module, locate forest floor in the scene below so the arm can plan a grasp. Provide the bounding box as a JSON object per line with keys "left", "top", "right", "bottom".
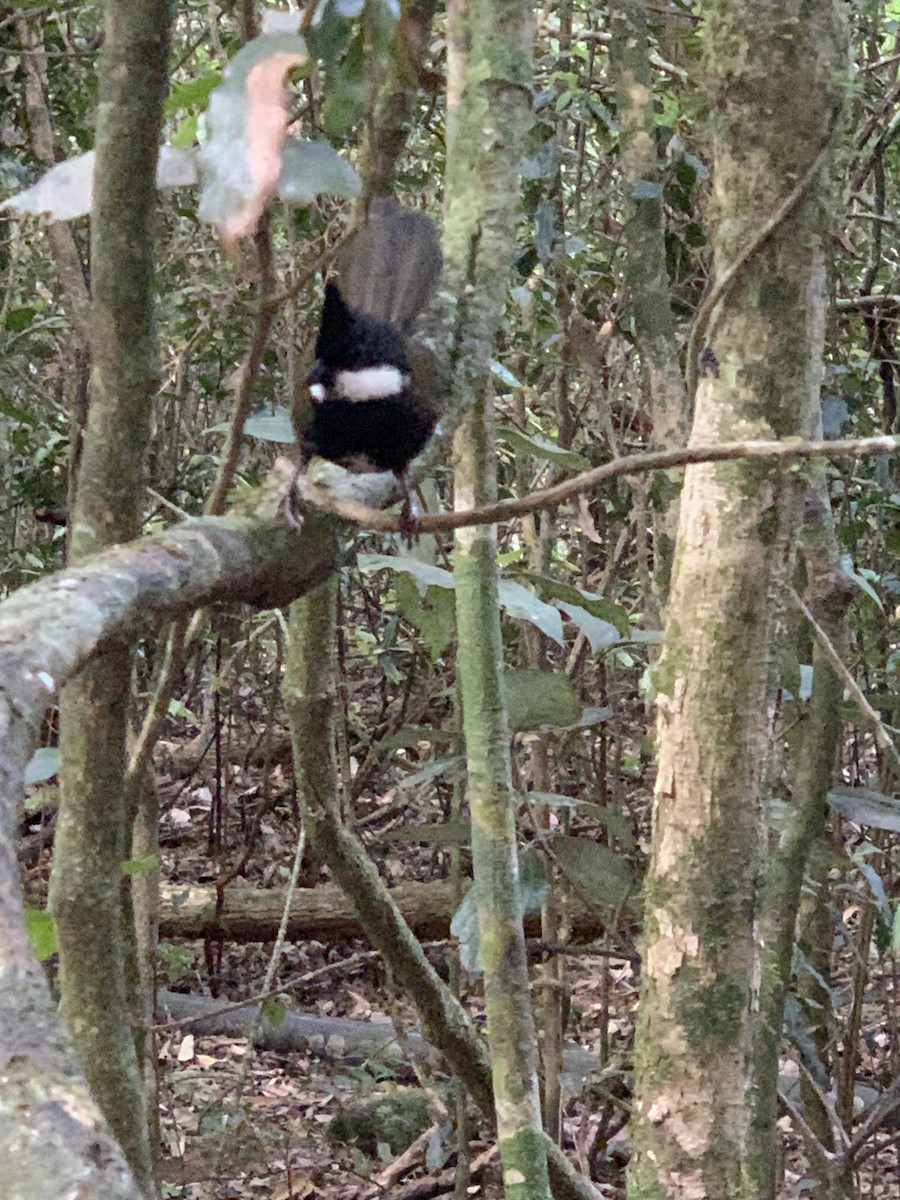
{"left": 147, "top": 727, "right": 637, "bottom": 1200}
{"left": 24, "top": 718, "right": 900, "bottom": 1199}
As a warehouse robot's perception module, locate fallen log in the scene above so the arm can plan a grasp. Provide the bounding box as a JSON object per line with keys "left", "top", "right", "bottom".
{"left": 159, "top": 878, "right": 609, "bottom": 943}
{"left": 157, "top": 990, "right": 601, "bottom": 1097}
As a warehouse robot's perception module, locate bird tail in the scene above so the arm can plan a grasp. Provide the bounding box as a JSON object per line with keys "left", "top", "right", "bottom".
{"left": 333, "top": 197, "right": 442, "bottom": 334}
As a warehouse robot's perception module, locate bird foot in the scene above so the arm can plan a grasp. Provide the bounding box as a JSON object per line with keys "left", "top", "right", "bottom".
{"left": 398, "top": 497, "right": 421, "bottom": 547}
{"left": 395, "top": 473, "right": 427, "bottom": 547}
{"left": 273, "top": 455, "right": 306, "bottom": 530}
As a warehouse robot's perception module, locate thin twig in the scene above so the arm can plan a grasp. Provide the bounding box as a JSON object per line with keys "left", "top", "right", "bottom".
{"left": 791, "top": 587, "right": 900, "bottom": 776}
{"left": 848, "top": 1076, "right": 900, "bottom": 1158}
{"left": 205, "top": 221, "right": 278, "bottom": 516}
{"left": 230, "top": 821, "right": 307, "bottom": 1112}
{"left": 295, "top": 433, "right": 900, "bottom": 534}
{"left": 685, "top": 124, "right": 839, "bottom": 399}
{"left": 778, "top": 1086, "right": 835, "bottom": 1166}
{"left": 127, "top": 222, "right": 278, "bottom": 781}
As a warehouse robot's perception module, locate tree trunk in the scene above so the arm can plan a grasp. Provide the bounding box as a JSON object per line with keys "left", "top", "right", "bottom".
{"left": 50, "top": 0, "right": 173, "bottom": 1191}
{"left": 444, "top": 0, "right": 549, "bottom": 1193}
{"left": 627, "top": 1, "right": 847, "bottom": 1196}
{"left": 751, "top": 479, "right": 856, "bottom": 1199}
{"left": 609, "top": 0, "right": 687, "bottom": 607}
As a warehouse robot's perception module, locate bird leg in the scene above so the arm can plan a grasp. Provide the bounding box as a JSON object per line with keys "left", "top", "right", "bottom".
{"left": 395, "top": 471, "right": 424, "bottom": 547}
{"left": 274, "top": 453, "right": 308, "bottom": 530}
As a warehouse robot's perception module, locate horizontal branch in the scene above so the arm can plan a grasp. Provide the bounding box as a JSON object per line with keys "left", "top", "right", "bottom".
{"left": 0, "top": 512, "right": 334, "bottom": 735}
{"left": 0, "top": 510, "right": 336, "bottom": 1200}
{"left": 299, "top": 434, "right": 900, "bottom": 534}
{"left": 835, "top": 294, "right": 900, "bottom": 310}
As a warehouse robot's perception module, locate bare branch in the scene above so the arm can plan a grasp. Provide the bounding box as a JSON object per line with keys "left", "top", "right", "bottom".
{"left": 297, "top": 434, "right": 900, "bottom": 533}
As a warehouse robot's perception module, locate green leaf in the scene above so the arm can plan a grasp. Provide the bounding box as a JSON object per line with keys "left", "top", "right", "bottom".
{"left": 497, "top": 580, "right": 564, "bottom": 645}
{"left": 322, "top": 28, "right": 367, "bottom": 137}
{"left": 25, "top": 746, "right": 60, "bottom": 786}
{"left": 121, "top": 853, "right": 159, "bottom": 877}
{"left": 547, "top": 835, "right": 637, "bottom": 912}
{"left": 497, "top": 425, "right": 590, "bottom": 471}
{"left": 631, "top": 179, "right": 664, "bottom": 200}
{"left": 821, "top": 394, "right": 849, "bottom": 437}
{"left": 519, "top": 844, "right": 549, "bottom": 913}
{"left": 519, "top": 139, "right": 558, "bottom": 182}
{"left": 25, "top": 907, "right": 57, "bottom": 961}
{"left": 394, "top": 574, "right": 456, "bottom": 661}
{"left": 827, "top": 786, "right": 900, "bottom": 832}
{"left": 278, "top": 138, "right": 361, "bottom": 205}
{"left": 533, "top": 199, "right": 554, "bottom": 263}
{"left": 5, "top": 306, "right": 38, "bottom": 332}
{"left": 158, "top": 942, "right": 195, "bottom": 984}
{"left": 450, "top": 888, "right": 480, "bottom": 973}
{"left": 262, "top": 997, "right": 288, "bottom": 1027}
{"left": 167, "top": 697, "right": 201, "bottom": 723}
{"left": 305, "top": 0, "right": 354, "bottom": 64}
{"left": 489, "top": 359, "right": 524, "bottom": 389}
{"left": 554, "top": 601, "right": 619, "bottom": 652}
{"left": 381, "top": 726, "right": 463, "bottom": 752}
{"left": 587, "top": 95, "right": 617, "bottom": 128}
{"left": 171, "top": 114, "right": 200, "bottom": 150}
{"left": 243, "top": 407, "right": 296, "bottom": 443}
{"left": 843, "top": 557, "right": 883, "bottom": 611}
{"left": 358, "top": 553, "right": 454, "bottom": 592}
{"left": 525, "top": 793, "right": 635, "bottom": 848}
{"left": 397, "top": 754, "right": 464, "bottom": 790}
{"left": 624, "top": 628, "right": 664, "bottom": 646}
{"left": 682, "top": 152, "right": 709, "bottom": 180}
{"left": 197, "top": 33, "right": 311, "bottom": 234}
{"left": 569, "top": 705, "right": 613, "bottom": 729}
{"left": 857, "top": 861, "right": 892, "bottom": 928}
{"left": 505, "top": 668, "right": 581, "bottom": 731}
{"left": 0, "top": 397, "right": 39, "bottom": 425}
{"left": 164, "top": 71, "right": 222, "bottom": 117}
{"left": 513, "top": 573, "right": 631, "bottom": 634}
{"left": 389, "top": 818, "right": 470, "bottom": 848}
{"left": 360, "top": 558, "right": 578, "bottom": 646}
{"left": 24, "top": 785, "right": 58, "bottom": 814}
{"left": 450, "top": 851, "right": 546, "bottom": 978}
{"left": 425, "top": 1128, "right": 447, "bottom": 1172}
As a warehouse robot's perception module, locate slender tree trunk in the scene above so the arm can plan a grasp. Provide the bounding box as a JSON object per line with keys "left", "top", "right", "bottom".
{"left": 609, "top": 0, "right": 687, "bottom": 606}
{"left": 285, "top": 573, "right": 341, "bottom": 826}
{"left": 454, "top": 402, "right": 550, "bottom": 1199}
{"left": 358, "top": 0, "right": 440, "bottom": 200}
{"left": 627, "top": 2, "right": 847, "bottom": 1197}
{"left": 443, "top": 0, "right": 549, "bottom": 1194}
{"left": 50, "top": 0, "right": 172, "bottom": 1191}
{"left": 751, "top": 478, "right": 856, "bottom": 1200}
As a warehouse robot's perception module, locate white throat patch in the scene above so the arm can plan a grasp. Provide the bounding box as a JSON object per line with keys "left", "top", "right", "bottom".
{"left": 335, "top": 365, "right": 407, "bottom": 402}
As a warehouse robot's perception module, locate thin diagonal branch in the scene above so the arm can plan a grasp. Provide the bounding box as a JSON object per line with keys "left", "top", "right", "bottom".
{"left": 296, "top": 433, "right": 900, "bottom": 533}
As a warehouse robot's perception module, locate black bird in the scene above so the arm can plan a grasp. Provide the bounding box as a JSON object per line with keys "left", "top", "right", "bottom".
{"left": 299, "top": 198, "right": 443, "bottom": 488}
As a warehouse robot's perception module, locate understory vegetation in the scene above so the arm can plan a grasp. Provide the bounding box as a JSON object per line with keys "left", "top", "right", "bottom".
{"left": 4, "top": 2, "right": 900, "bottom": 1199}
